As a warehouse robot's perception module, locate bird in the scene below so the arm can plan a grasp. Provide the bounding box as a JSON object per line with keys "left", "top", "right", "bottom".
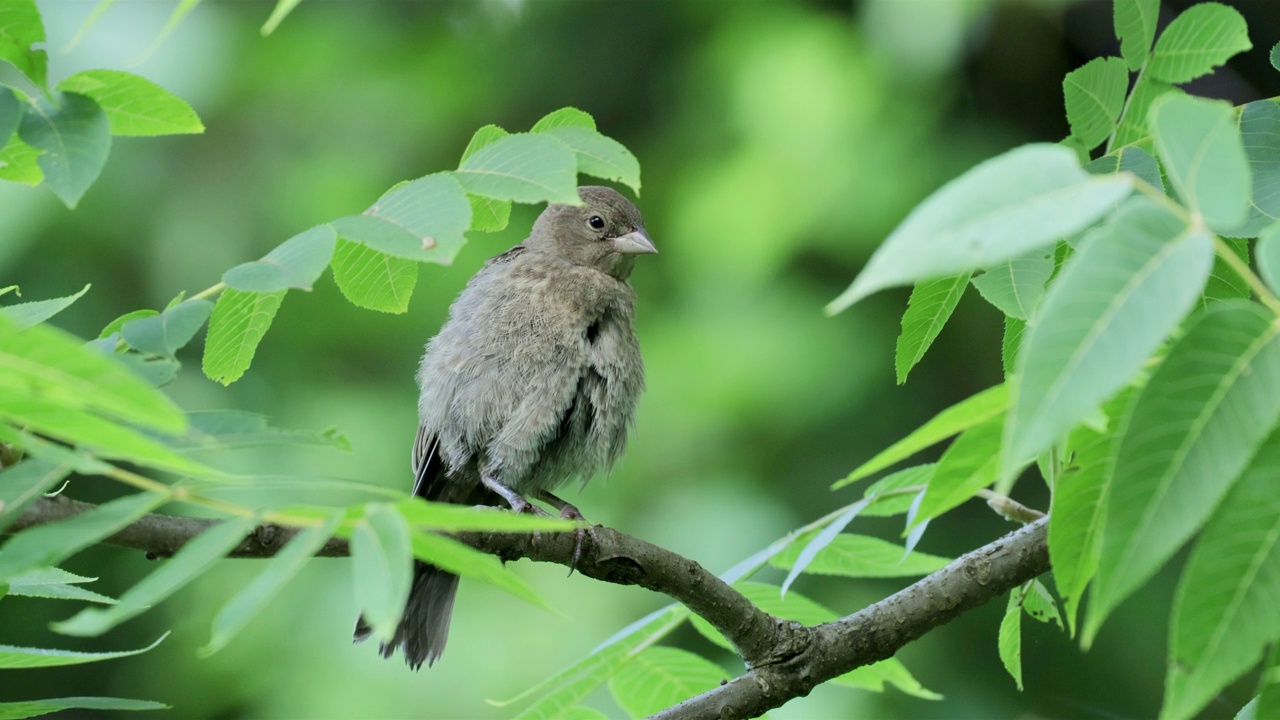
{"left": 354, "top": 185, "right": 656, "bottom": 669}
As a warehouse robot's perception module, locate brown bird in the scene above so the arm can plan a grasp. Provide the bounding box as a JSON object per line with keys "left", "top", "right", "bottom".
{"left": 354, "top": 186, "right": 656, "bottom": 669}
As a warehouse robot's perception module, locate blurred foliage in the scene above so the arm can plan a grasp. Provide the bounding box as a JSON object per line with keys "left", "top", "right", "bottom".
{"left": 2, "top": 0, "right": 1279, "bottom": 718}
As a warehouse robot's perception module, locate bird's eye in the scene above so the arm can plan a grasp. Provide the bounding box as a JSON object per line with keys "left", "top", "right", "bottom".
{"left": 588, "top": 215, "right": 606, "bottom": 230}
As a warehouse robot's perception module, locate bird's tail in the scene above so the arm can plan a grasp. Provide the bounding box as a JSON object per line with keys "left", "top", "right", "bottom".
{"left": 353, "top": 560, "right": 460, "bottom": 670}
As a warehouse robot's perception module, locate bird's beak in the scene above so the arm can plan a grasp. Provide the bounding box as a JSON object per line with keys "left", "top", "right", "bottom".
{"left": 611, "top": 228, "right": 658, "bottom": 255}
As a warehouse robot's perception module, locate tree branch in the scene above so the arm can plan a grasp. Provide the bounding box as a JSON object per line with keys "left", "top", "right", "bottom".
{"left": 10, "top": 497, "right": 1050, "bottom": 719}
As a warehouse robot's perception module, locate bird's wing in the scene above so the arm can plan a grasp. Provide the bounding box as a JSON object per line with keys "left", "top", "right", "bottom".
{"left": 410, "top": 425, "right": 442, "bottom": 499}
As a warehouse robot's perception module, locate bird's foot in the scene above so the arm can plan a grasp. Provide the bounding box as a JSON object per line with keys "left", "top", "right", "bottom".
{"left": 535, "top": 490, "right": 596, "bottom": 575}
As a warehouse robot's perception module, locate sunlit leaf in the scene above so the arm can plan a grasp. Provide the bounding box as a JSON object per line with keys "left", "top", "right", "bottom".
{"left": 0, "top": 132, "right": 42, "bottom": 185}
{"left": 201, "top": 288, "right": 286, "bottom": 385}
{"left": 1, "top": 284, "right": 90, "bottom": 329}
{"left": 1088, "top": 303, "right": 1280, "bottom": 646}
{"left": 1114, "top": 75, "right": 1180, "bottom": 149}
{"left": 832, "top": 657, "right": 943, "bottom": 700}
{"left": 329, "top": 238, "right": 417, "bottom": 313}
{"left": 530, "top": 107, "right": 596, "bottom": 132}
{"left": 223, "top": 225, "right": 337, "bottom": 292}
{"left": 120, "top": 299, "right": 212, "bottom": 357}
{"left": 0, "top": 634, "right": 164, "bottom": 668}
{"left": 1004, "top": 199, "right": 1211, "bottom": 478}
{"left": 16, "top": 92, "right": 110, "bottom": 208}
{"left": 540, "top": 126, "right": 641, "bottom": 195}
{"left": 1147, "top": 3, "right": 1251, "bottom": 84}
{"left": 999, "top": 591, "right": 1023, "bottom": 690}
{"left": 1150, "top": 94, "right": 1250, "bottom": 233}
{"left": 1002, "top": 316, "right": 1025, "bottom": 378}
{"left": 56, "top": 70, "right": 202, "bottom": 136}
{"left": 894, "top": 272, "right": 969, "bottom": 384}
{"left": 0, "top": 696, "right": 166, "bottom": 719}
{"left": 833, "top": 384, "right": 1008, "bottom": 490}
{"left": 332, "top": 173, "right": 472, "bottom": 264}
{"left": 6, "top": 567, "right": 115, "bottom": 604}
{"left": 1063, "top": 57, "right": 1128, "bottom": 150}
{"left": 0, "top": 0, "right": 48, "bottom": 89}
{"left": 912, "top": 414, "right": 1001, "bottom": 527}
{"left": 455, "top": 133, "right": 580, "bottom": 205}
{"left": 54, "top": 516, "right": 257, "bottom": 636}
{"left": 459, "top": 124, "right": 513, "bottom": 232}
{"left": 778, "top": 499, "right": 867, "bottom": 596}
{"left": 827, "top": 144, "right": 1132, "bottom": 312}
{"left": 1114, "top": 0, "right": 1159, "bottom": 70}
{"left": 608, "top": 647, "right": 723, "bottom": 719}
{"left": 350, "top": 503, "right": 413, "bottom": 643}
{"left": 0, "top": 491, "right": 168, "bottom": 580}
{"left": 770, "top": 533, "right": 950, "bottom": 579}
{"left": 201, "top": 511, "right": 343, "bottom": 655}
{"left": 1164, "top": 429, "right": 1280, "bottom": 720}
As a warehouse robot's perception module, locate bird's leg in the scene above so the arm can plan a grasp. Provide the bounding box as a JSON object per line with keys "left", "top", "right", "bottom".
{"left": 481, "top": 475, "right": 551, "bottom": 517}
{"left": 534, "top": 490, "right": 596, "bottom": 573}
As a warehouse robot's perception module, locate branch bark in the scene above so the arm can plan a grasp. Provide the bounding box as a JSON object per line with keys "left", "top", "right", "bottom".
{"left": 9, "top": 497, "right": 1050, "bottom": 719}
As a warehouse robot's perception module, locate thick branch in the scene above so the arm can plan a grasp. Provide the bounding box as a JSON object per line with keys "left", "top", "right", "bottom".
{"left": 651, "top": 517, "right": 1050, "bottom": 719}
{"left": 9, "top": 495, "right": 789, "bottom": 665}
{"left": 11, "top": 498, "right": 1050, "bottom": 719}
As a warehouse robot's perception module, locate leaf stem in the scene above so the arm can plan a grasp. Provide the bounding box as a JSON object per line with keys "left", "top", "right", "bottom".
{"left": 1214, "top": 236, "right": 1280, "bottom": 316}
{"left": 976, "top": 489, "right": 1045, "bottom": 523}
{"left": 1106, "top": 65, "right": 1146, "bottom": 155}
{"left": 189, "top": 282, "right": 226, "bottom": 302}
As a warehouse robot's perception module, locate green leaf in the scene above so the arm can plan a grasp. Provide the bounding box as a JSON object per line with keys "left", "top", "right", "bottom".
{"left": 454, "top": 133, "right": 580, "bottom": 205}
{"left": 0, "top": 0, "right": 48, "bottom": 89}
{"left": 1150, "top": 94, "right": 1250, "bottom": 233}
{"left": 223, "top": 225, "right": 337, "bottom": 292}
{"left": 0, "top": 697, "right": 167, "bottom": 719}
{"left": 1, "top": 284, "right": 91, "bottom": 329}
{"left": 1259, "top": 644, "right": 1280, "bottom": 718}
{"left": 608, "top": 647, "right": 723, "bottom": 719}
{"left": 1087, "top": 302, "right": 1280, "bottom": 646}
{"left": 778, "top": 499, "right": 868, "bottom": 595}
{"left": 540, "top": 127, "right": 641, "bottom": 195}
{"left": 999, "top": 591, "right": 1024, "bottom": 690}
{"left": 0, "top": 132, "right": 42, "bottom": 185}
{"left": 332, "top": 173, "right": 472, "bottom": 264}
{"left": 913, "top": 414, "right": 1002, "bottom": 527}
{"left": 692, "top": 583, "right": 837, "bottom": 651}
{"left": 769, "top": 533, "right": 950, "bottom": 579}
{"left": 1147, "top": 2, "right": 1251, "bottom": 84}
{"left": 1203, "top": 237, "right": 1250, "bottom": 305}
{"left": 329, "top": 238, "right": 417, "bottom": 313}
{"left": 1004, "top": 198, "right": 1212, "bottom": 477}
{"left": 1048, "top": 390, "right": 1132, "bottom": 634}
{"left": 530, "top": 107, "right": 596, "bottom": 132}
{"left": 894, "top": 272, "right": 970, "bottom": 385}
{"left": 170, "top": 410, "right": 350, "bottom": 452}
{"left": 827, "top": 144, "right": 1133, "bottom": 312}
{"left": 408, "top": 531, "right": 549, "bottom": 611}
{"left": 0, "top": 634, "right": 164, "bottom": 668}
{"left": 260, "top": 0, "right": 303, "bottom": 35}
{"left": 1273, "top": 42, "right": 1280, "bottom": 72}
{"left": 557, "top": 708, "right": 609, "bottom": 720}
{"left": 98, "top": 309, "right": 156, "bottom": 339}
{"left": 397, "top": 497, "right": 574, "bottom": 533}
{"left": 1085, "top": 145, "right": 1165, "bottom": 194}
{"left": 350, "top": 503, "right": 413, "bottom": 643}
{"left": 0, "top": 459, "right": 70, "bottom": 532}
{"left": 120, "top": 299, "right": 212, "bottom": 357}
{"left": 832, "top": 657, "right": 943, "bottom": 700}
{"left": 1163, "top": 429, "right": 1280, "bottom": 720}
{"left": 1063, "top": 57, "right": 1129, "bottom": 150}
{"left": 201, "top": 288, "right": 286, "bottom": 385}
{"left": 1258, "top": 225, "right": 1280, "bottom": 297}
{"left": 509, "top": 606, "right": 687, "bottom": 720}
{"left": 0, "top": 392, "right": 204, "bottom": 476}
{"left": 972, "top": 252, "right": 1054, "bottom": 321}
{"left": 201, "top": 511, "right": 343, "bottom": 656}
{"left": 1023, "top": 579, "right": 1063, "bottom": 629}
{"left": 1233, "top": 100, "right": 1280, "bottom": 237}
{"left": 861, "top": 464, "right": 934, "bottom": 517}
{"left": 17, "top": 92, "right": 111, "bottom": 209}
{"left": 54, "top": 516, "right": 256, "bottom": 636}
{"left": 833, "top": 384, "right": 1008, "bottom": 490}
{"left": 0, "top": 313, "right": 186, "bottom": 432}
{"left": 1115, "top": 0, "right": 1160, "bottom": 70}
{"left": 0, "top": 86, "right": 17, "bottom": 145}
{"left": 0, "top": 425, "right": 112, "bottom": 476}
{"left": 55, "top": 70, "right": 202, "bottom": 136}
{"left": 0, "top": 490, "right": 168, "bottom": 580}
{"left": 1003, "top": 316, "right": 1025, "bottom": 378}
{"left": 459, "top": 124, "right": 514, "bottom": 232}
{"left": 6, "top": 567, "right": 115, "bottom": 604}
{"left": 1114, "top": 75, "right": 1179, "bottom": 149}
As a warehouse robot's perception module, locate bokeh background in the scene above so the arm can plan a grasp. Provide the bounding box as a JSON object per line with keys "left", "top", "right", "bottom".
{"left": 3, "top": 0, "right": 1278, "bottom": 718}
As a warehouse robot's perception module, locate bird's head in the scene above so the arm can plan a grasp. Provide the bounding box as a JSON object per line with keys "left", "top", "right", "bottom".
{"left": 529, "top": 186, "right": 656, "bottom": 279}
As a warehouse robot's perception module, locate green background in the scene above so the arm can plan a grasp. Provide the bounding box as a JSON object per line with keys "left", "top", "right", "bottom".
{"left": 2, "top": 0, "right": 1276, "bottom": 717}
